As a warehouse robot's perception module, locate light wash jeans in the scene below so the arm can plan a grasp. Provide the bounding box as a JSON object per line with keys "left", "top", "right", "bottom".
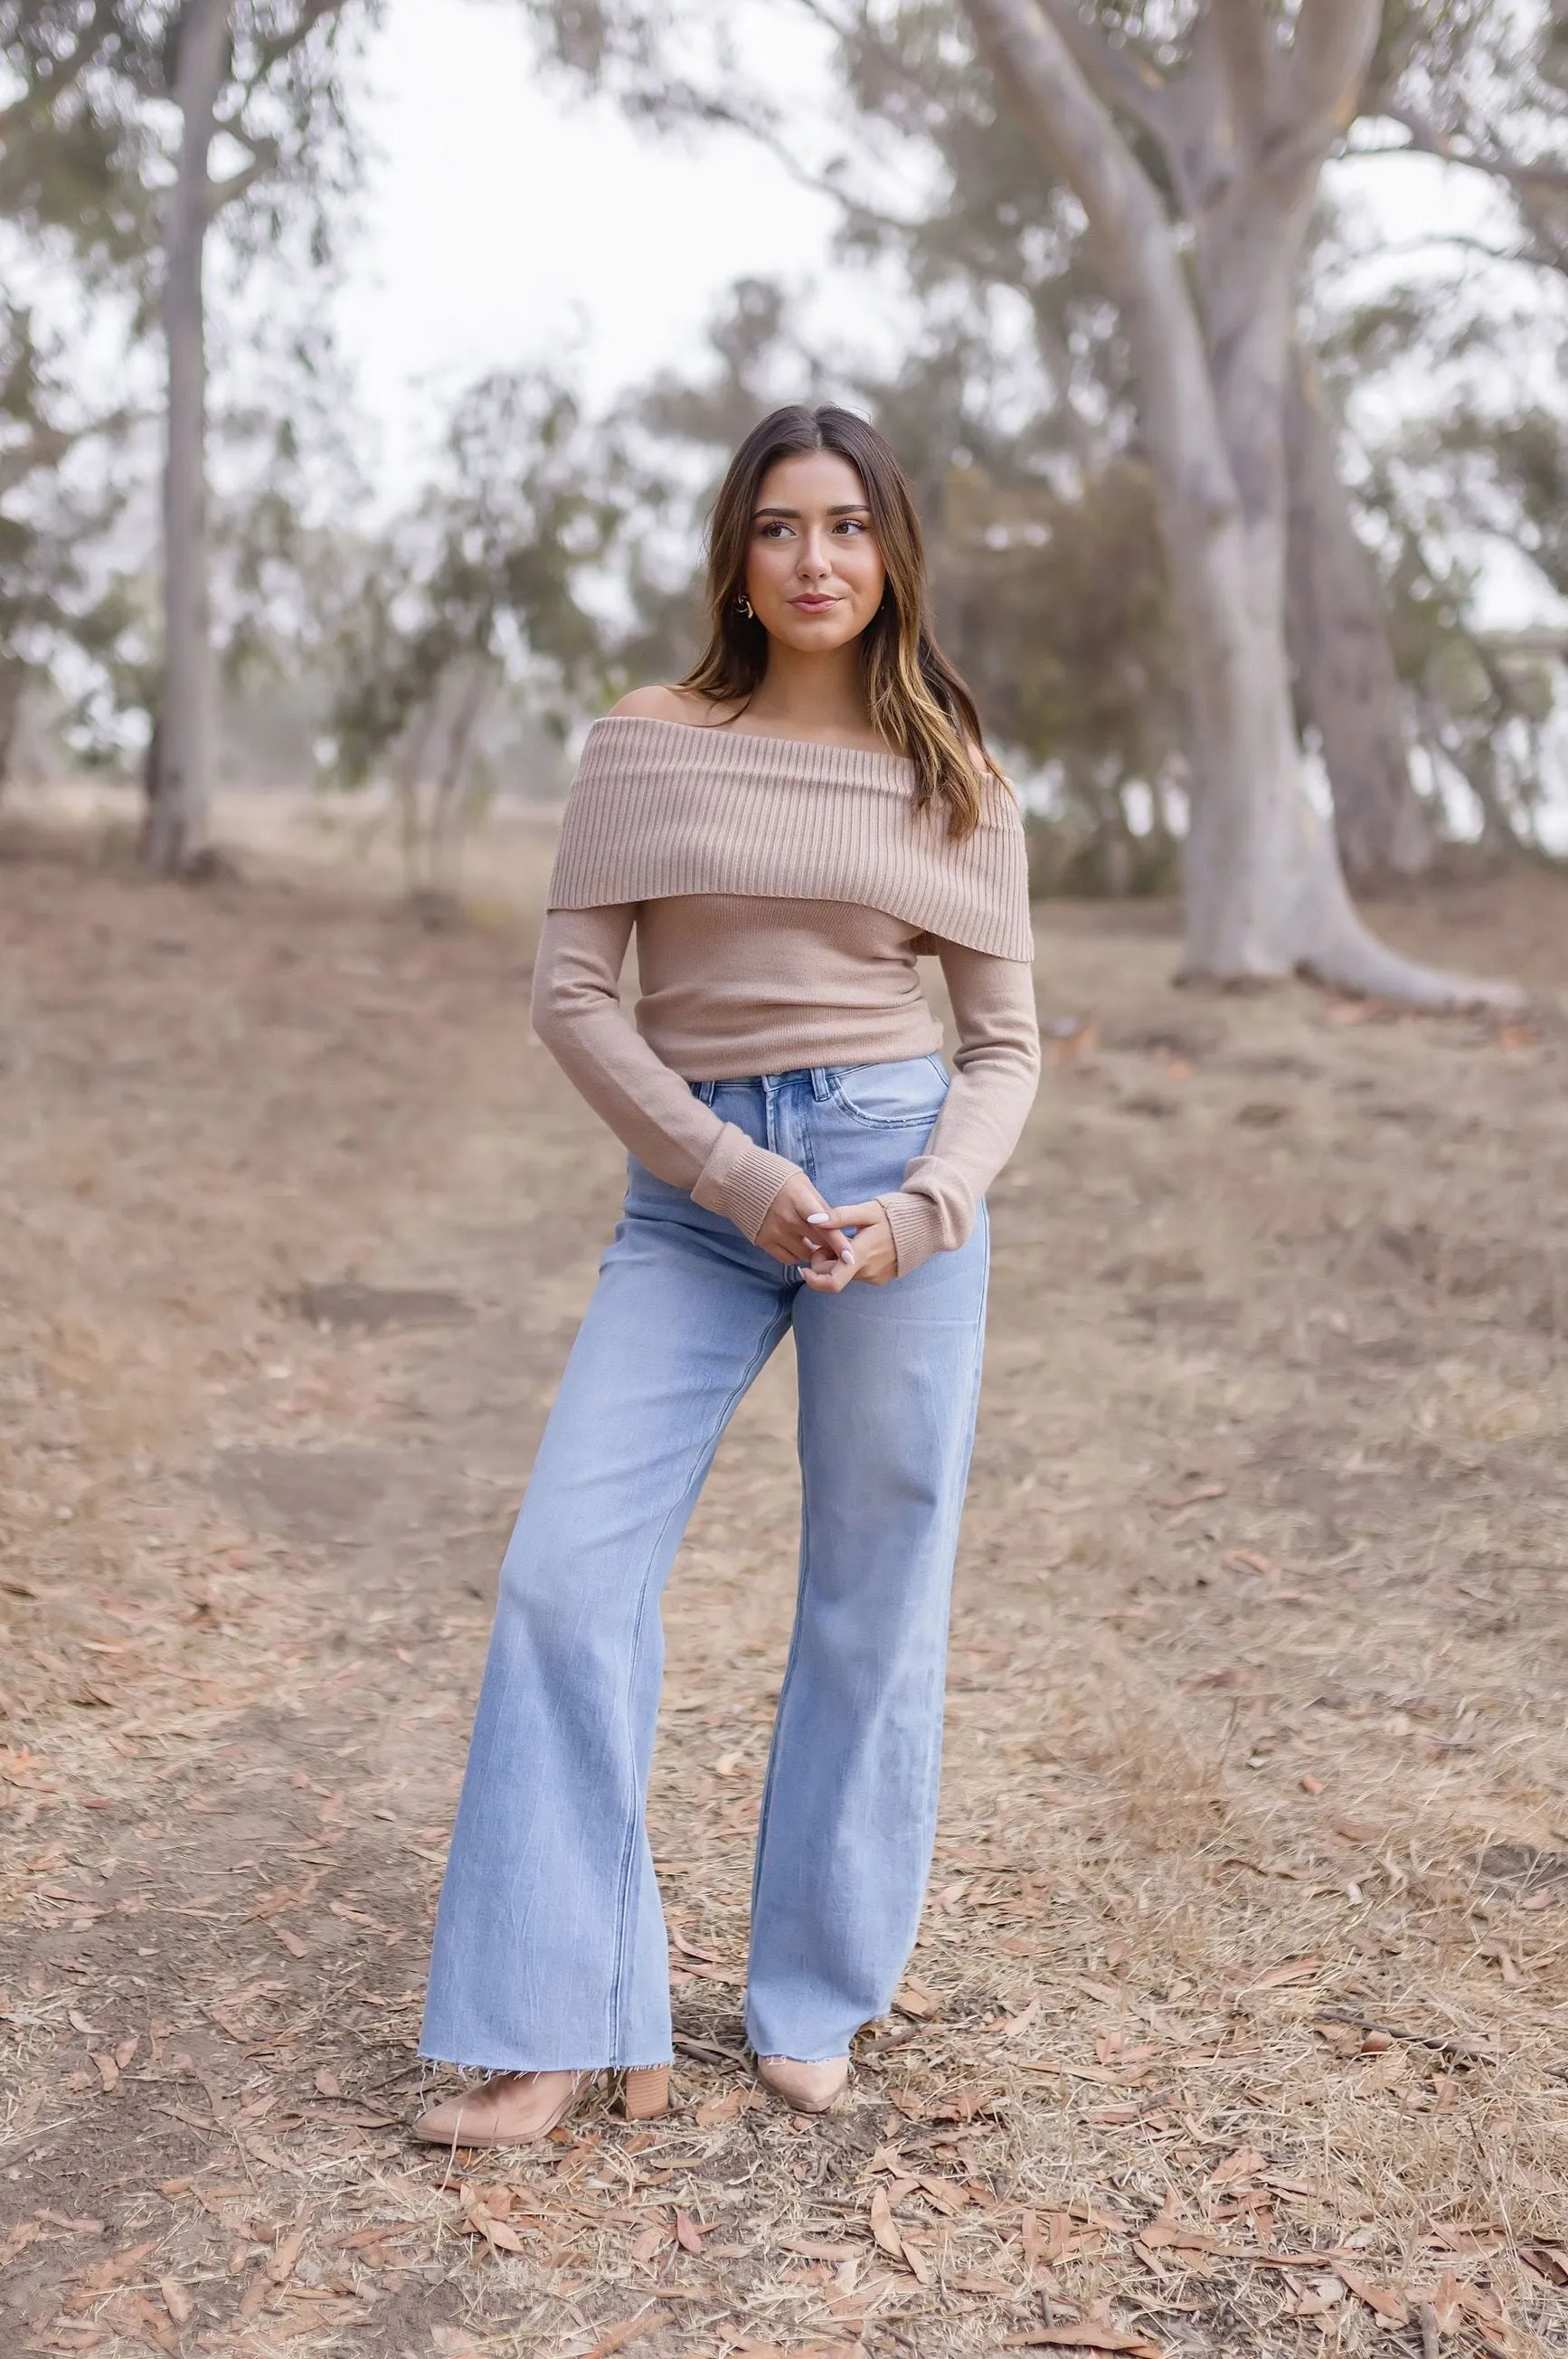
{"left": 420, "top": 1055, "right": 989, "bottom": 2070}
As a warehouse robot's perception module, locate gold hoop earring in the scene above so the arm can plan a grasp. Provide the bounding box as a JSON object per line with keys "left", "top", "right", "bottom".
{"left": 735, "top": 596, "right": 753, "bottom": 620}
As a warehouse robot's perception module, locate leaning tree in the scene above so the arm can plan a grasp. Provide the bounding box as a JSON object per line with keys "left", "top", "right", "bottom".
{"left": 956, "top": 1, "right": 1523, "bottom": 999}
{"left": 527, "top": 0, "right": 1540, "bottom": 1002}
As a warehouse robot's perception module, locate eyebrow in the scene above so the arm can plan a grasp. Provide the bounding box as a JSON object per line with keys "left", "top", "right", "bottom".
{"left": 752, "top": 503, "right": 872, "bottom": 518}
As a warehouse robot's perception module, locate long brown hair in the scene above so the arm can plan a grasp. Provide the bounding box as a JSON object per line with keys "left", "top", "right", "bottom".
{"left": 678, "top": 404, "right": 1004, "bottom": 839}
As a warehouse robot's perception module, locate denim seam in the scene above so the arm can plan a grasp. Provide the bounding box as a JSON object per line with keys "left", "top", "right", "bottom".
{"left": 746, "top": 1208, "right": 991, "bottom": 2052}
{"left": 605, "top": 1300, "right": 792, "bottom": 2058}
{"left": 746, "top": 1367, "right": 817, "bottom": 1970}
{"left": 827, "top": 1085, "right": 949, "bottom": 1132}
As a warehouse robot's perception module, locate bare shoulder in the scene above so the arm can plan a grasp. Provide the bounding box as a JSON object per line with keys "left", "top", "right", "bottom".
{"left": 608, "top": 685, "right": 734, "bottom": 726}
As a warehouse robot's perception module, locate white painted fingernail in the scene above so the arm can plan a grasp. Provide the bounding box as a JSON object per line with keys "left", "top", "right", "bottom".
{"left": 806, "top": 1212, "right": 831, "bottom": 1224}
{"left": 843, "top": 1250, "right": 855, "bottom": 1266}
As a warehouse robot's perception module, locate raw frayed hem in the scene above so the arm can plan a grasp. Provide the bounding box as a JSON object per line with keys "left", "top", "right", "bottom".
{"left": 416, "top": 2052, "right": 672, "bottom": 2078}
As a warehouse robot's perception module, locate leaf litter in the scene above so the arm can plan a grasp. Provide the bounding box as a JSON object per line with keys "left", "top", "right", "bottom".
{"left": 0, "top": 825, "right": 1566, "bottom": 2354}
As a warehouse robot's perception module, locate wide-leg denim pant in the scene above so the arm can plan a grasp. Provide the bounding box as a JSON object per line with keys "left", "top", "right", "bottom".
{"left": 420, "top": 1055, "right": 989, "bottom": 2070}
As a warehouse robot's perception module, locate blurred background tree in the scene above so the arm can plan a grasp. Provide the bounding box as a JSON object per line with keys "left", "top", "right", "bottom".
{"left": 2, "top": 0, "right": 1566, "bottom": 983}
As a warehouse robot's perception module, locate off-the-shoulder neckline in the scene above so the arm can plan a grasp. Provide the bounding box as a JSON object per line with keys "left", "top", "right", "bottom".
{"left": 590, "top": 709, "right": 913, "bottom": 766}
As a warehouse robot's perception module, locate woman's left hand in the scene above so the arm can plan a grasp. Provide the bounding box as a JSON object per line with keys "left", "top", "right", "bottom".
{"left": 801, "top": 1201, "right": 898, "bottom": 1291}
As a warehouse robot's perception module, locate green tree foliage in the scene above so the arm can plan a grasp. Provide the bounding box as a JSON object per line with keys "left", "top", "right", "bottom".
{"left": 0, "top": 299, "right": 141, "bottom": 786}
{"left": 322, "top": 372, "right": 619, "bottom": 888}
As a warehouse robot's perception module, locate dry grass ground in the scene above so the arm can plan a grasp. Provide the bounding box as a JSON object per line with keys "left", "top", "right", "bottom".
{"left": 1, "top": 805, "right": 1566, "bottom": 2359}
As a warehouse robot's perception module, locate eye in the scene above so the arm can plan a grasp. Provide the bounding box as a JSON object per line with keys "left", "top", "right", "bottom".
{"left": 756, "top": 519, "right": 794, "bottom": 538}
{"left": 832, "top": 517, "right": 869, "bottom": 535}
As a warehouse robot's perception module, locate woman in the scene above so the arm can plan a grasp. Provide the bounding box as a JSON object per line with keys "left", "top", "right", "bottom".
{"left": 415, "top": 403, "right": 1039, "bottom": 2145}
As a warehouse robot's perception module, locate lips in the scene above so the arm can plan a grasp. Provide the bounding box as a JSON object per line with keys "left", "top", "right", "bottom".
{"left": 790, "top": 594, "right": 838, "bottom": 612}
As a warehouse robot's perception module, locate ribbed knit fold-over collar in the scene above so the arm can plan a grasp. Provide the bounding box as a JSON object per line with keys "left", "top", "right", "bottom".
{"left": 545, "top": 713, "right": 1034, "bottom": 962}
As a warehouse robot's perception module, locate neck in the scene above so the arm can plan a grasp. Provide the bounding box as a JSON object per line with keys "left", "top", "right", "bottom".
{"left": 745, "top": 638, "right": 869, "bottom": 734}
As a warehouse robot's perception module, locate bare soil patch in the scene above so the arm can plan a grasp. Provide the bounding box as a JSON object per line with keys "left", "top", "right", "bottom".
{"left": 2, "top": 818, "right": 1566, "bottom": 2359}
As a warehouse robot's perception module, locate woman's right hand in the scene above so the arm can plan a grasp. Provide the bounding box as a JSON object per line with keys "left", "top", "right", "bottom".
{"left": 755, "top": 1170, "right": 855, "bottom": 1272}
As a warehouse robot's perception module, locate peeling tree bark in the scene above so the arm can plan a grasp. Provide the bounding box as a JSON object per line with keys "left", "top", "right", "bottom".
{"left": 144, "top": 0, "right": 230, "bottom": 879}
{"left": 961, "top": 0, "right": 1516, "bottom": 1008}
{"left": 1284, "top": 345, "right": 1432, "bottom": 888}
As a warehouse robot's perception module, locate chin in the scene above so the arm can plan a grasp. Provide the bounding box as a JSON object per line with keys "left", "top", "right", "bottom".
{"left": 768, "top": 615, "right": 867, "bottom": 654}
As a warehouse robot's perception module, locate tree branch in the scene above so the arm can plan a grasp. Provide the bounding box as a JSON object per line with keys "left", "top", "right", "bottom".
{"left": 1034, "top": 0, "right": 1174, "bottom": 148}
{"left": 1208, "top": 0, "right": 1275, "bottom": 150}
{"left": 0, "top": 0, "right": 119, "bottom": 136}
{"left": 204, "top": 137, "right": 281, "bottom": 217}
{"left": 1382, "top": 103, "right": 1568, "bottom": 194}
{"left": 241, "top": 0, "right": 350, "bottom": 92}
{"left": 960, "top": 0, "right": 1237, "bottom": 531}
{"left": 1271, "top": 0, "right": 1381, "bottom": 185}
{"left": 962, "top": 0, "right": 1151, "bottom": 264}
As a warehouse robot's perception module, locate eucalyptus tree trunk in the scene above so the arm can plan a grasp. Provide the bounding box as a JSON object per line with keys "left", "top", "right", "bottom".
{"left": 962, "top": 0, "right": 1514, "bottom": 1006}
{"left": 1284, "top": 346, "right": 1432, "bottom": 886}
{"left": 144, "top": 0, "right": 230, "bottom": 879}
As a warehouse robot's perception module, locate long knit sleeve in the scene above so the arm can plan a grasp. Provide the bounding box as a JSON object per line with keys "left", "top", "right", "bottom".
{"left": 877, "top": 945, "right": 1041, "bottom": 1276}
{"left": 529, "top": 905, "right": 800, "bottom": 1240}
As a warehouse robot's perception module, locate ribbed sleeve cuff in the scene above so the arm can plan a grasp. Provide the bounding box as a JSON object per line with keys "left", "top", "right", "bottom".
{"left": 692, "top": 1123, "right": 798, "bottom": 1242}
{"left": 878, "top": 1178, "right": 974, "bottom": 1277}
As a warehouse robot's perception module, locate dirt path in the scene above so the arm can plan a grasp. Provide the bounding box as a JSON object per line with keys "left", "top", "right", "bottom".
{"left": 2, "top": 824, "right": 1566, "bottom": 2359}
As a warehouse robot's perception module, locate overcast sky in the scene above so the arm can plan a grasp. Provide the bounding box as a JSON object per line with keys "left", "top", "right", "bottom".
{"left": 333, "top": 0, "right": 848, "bottom": 487}
{"left": 324, "top": 0, "right": 1559, "bottom": 639}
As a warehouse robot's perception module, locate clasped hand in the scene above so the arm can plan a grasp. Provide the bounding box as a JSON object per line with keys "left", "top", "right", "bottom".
{"left": 754, "top": 1170, "right": 897, "bottom": 1290}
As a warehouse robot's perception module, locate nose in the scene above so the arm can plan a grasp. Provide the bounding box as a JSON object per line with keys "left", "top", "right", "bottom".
{"left": 796, "top": 526, "right": 833, "bottom": 579}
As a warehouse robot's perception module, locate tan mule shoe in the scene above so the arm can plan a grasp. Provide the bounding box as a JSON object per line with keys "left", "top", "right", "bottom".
{"left": 756, "top": 2054, "right": 850, "bottom": 2113}
{"left": 412, "top": 2064, "right": 668, "bottom": 2148}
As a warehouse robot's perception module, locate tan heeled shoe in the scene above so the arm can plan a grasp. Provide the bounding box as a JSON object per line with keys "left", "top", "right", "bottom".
{"left": 756, "top": 2054, "right": 850, "bottom": 2113}
{"left": 412, "top": 2064, "right": 668, "bottom": 2148}
{"left": 619, "top": 2063, "right": 670, "bottom": 2120}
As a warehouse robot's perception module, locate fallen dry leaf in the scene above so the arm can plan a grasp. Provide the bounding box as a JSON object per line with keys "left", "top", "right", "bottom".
{"left": 628, "top": 2224, "right": 666, "bottom": 2263}
{"left": 465, "top": 2202, "right": 525, "bottom": 2255}
{"left": 1242, "top": 1957, "right": 1322, "bottom": 1992}
{"left": 894, "top": 1975, "right": 939, "bottom": 2019}
{"left": 1431, "top": 2269, "right": 1463, "bottom": 2333}
{"left": 314, "top": 2067, "right": 341, "bottom": 2098}
{"left": 125, "top": 2293, "right": 179, "bottom": 2354}
{"left": 694, "top": 2085, "right": 764, "bottom": 2128}
{"left": 1208, "top": 2145, "right": 1268, "bottom": 2185}
{"left": 674, "top": 2209, "right": 704, "bottom": 2255}
{"left": 159, "top": 2278, "right": 194, "bottom": 2326}
{"left": 580, "top": 2312, "right": 670, "bottom": 2359}
{"left": 869, "top": 2186, "right": 904, "bottom": 2261}
{"left": 900, "top": 2231, "right": 934, "bottom": 2284}
{"left": 1339, "top": 2266, "right": 1409, "bottom": 2324}
{"left": 1002, "top": 2326, "right": 1162, "bottom": 2356}
{"left": 1138, "top": 2213, "right": 1226, "bottom": 2256}
{"left": 271, "top": 1923, "right": 307, "bottom": 1959}
{"left": 269, "top": 2221, "right": 309, "bottom": 2283}
{"left": 80, "top": 2238, "right": 159, "bottom": 2294}
{"left": 933, "top": 2085, "right": 999, "bottom": 2119}
{"left": 89, "top": 2051, "right": 119, "bottom": 2093}
{"left": 1158, "top": 1483, "right": 1228, "bottom": 1511}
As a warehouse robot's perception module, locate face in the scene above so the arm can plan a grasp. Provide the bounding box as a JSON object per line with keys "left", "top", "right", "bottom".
{"left": 742, "top": 450, "right": 887, "bottom": 653}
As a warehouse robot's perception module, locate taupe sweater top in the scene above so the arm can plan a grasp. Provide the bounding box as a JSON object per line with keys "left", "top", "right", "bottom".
{"left": 532, "top": 716, "right": 1040, "bottom": 1274}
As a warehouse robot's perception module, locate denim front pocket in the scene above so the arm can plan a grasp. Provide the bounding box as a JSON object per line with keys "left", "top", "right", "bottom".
{"left": 827, "top": 1054, "right": 949, "bottom": 1129}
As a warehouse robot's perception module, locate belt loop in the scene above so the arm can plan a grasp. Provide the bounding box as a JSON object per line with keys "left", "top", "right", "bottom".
{"left": 810, "top": 1066, "right": 832, "bottom": 1102}
{"left": 692, "top": 1079, "right": 716, "bottom": 1106}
